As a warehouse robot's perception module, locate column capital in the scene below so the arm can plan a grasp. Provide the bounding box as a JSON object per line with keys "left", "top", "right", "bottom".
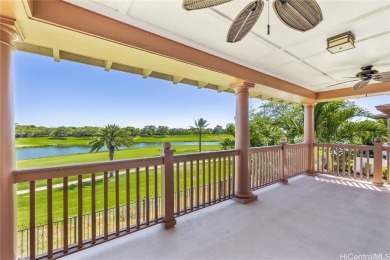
{"left": 303, "top": 103, "right": 315, "bottom": 108}
{"left": 231, "top": 80, "right": 255, "bottom": 93}
{"left": 0, "top": 16, "right": 19, "bottom": 49}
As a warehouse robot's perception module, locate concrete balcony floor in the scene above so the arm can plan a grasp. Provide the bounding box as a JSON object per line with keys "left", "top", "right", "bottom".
{"left": 64, "top": 175, "right": 390, "bottom": 260}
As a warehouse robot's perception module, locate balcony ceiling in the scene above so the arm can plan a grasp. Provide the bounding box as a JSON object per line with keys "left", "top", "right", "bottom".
{"left": 1, "top": 0, "right": 389, "bottom": 103}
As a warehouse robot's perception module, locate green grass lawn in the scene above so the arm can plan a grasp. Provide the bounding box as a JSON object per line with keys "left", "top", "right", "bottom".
{"left": 17, "top": 148, "right": 232, "bottom": 227}
{"left": 16, "top": 134, "right": 232, "bottom": 148}
{"left": 16, "top": 145, "right": 220, "bottom": 190}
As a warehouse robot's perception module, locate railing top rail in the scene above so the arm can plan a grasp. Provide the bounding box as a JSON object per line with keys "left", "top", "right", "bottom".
{"left": 173, "top": 150, "right": 240, "bottom": 163}
{"left": 314, "top": 143, "right": 374, "bottom": 150}
{"left": 285, "top": 143, "right": 309, "bottom": 148}
{"left": 249, "top": 145, "right": 282, "bottom": 153}
{"left": 13, "top": 156, "right": 164, "bottom": 183}
{"left": 383, "top": 146, "right": 390, "bottom": 151}
{"left": 173, "top": 150, "right": 239, "bottom": 163}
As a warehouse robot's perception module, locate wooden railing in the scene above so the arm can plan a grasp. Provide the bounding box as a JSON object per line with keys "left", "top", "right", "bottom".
{"left": 285, "top": 143, "right": 310, "bottom": 178}
{"left": 314, "top": 143, "right": 375, "bottom": 180}
{"left": 384, "top": 145, "right": 390, "bottom": 184}
{"left": 249, "top": 142, "right": 309, "bottom": 189}
{"left": 173, "top": 150, "right": 238, "bottom": 215}
{"left": 13, "top": 145, "right": 239, "bottom": 259}
{"left": 14, "top": 156, "right": 165, "bottom": 259}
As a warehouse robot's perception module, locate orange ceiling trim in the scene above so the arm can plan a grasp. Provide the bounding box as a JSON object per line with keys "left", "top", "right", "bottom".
{"left": 30, "top": 0, "right": 316, "bottom": 100}
{"left": 317, "top": 82, "right": 390, "bottom": 101}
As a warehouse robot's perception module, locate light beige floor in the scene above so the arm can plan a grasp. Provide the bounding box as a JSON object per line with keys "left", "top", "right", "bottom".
{"left": 64, "top": 175, "right": 390, "bottom": 260}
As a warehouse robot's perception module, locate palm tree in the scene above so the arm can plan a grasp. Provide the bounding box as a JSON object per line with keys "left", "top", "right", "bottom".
{"left": 89, "top": 124, "right": 134, "bottom": 176}
{"left": 190, "top": 118, "right": 209, "bottom": 152}
{"left": 314, "top": 101, "right": 380, "bottom": 144}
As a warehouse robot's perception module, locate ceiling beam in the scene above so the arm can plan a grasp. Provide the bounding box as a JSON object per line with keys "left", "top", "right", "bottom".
{"left": 104, "top": 60, "right": 112, "bottom": 71}
{"left": 172, "top": 76, "right": 183, "bottom": 84}
{"left": 142, "top": 69, "right": 153, "bottom": 79}
{"left": 316, "top": 82, "right": 390, "bottom": 102}
{"left": 197, "top": 81, "right": 207, "bottom": 89}
{"left": 52, "top": 48, "right": 60, "bottom": 62}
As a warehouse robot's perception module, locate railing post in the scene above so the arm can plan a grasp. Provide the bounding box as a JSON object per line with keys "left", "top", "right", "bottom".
{"left": 280, "top": 138, "right": 288, "bottom": 184}
{"left": 160, "top": 142, "right": 176, "bottom": 229}
{"left": 373, "top": 137, "right": 383, "bottom": 186}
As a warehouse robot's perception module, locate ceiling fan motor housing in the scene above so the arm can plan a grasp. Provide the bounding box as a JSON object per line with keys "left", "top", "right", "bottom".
{"left": 356, "top": 65, "right": 378, "bottom": 79}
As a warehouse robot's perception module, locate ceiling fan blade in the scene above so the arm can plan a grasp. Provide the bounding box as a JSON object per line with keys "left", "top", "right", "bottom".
{"left": 353, "top": 80, "right": 370, "bottom": 90}
{"left": 273, "top": 0, "right": 323, "bottom": 32}
{"left": 182, "top": 0, "right": 232, "bottom": 10}
{"left": 227, "top": 1, "right": 264, "bottom": 43}
{"left": 372, "top": 71, "right": 390, "bottom": 82}
{"left": 325, "top": 79, "right": 360, "bottom": 88}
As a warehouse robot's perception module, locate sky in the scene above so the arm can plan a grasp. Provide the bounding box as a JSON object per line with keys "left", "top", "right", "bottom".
{"left": 14, "top": 52, "right": 389, "bottom": 129}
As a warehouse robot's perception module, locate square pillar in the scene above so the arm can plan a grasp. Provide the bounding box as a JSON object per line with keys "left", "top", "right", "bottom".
{"left": 232, "top": 81, "right": 257, "bottom": 204}
{"left": 0, "top": 17, "right": 18, "bottom": 260}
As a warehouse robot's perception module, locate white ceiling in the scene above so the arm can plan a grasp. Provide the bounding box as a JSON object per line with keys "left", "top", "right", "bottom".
{"left": 66, "top": 0, "right": 390, "bottom": 92}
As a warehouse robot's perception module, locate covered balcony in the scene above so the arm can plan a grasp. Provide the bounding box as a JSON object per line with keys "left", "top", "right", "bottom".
{"left": 1, "top": 1, "right": 389, "bottom": 259}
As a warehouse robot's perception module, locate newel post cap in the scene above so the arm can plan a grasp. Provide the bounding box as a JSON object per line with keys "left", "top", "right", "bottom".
{"left": 162, "top": 142, "right": 172, "bottom": 150}
{"left": 374, "top": 137, "right": 382, "bottom": 143}
{"left": 280, "top": 137, "right": 287, "bottom": 145}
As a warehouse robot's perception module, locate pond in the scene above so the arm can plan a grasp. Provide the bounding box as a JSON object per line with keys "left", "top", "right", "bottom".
{"left": 16, "top": 142, "right": 220, "bottom": 160}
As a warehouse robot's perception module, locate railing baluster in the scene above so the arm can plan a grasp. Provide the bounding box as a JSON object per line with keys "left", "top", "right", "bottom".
{"left": 78, "top": 175, "right": 83, "bottom": 248}
{"left": 63, "top": 177, "right": 68, "bottom": 253}
{"left": 342, "top": 148, "right": 345, "bottom": 177}
{"left": 103, "top": 171, "right": 108, "bottom": 240}
{"left": 145, "top": 166, "right": 150, "bottom": 226}
{"left": 347, "top": 148, "right": 351, "bottom": 178}
{"left": 183, "top": 161, "right": 187, "bottom": 213}
{"left": 360, "top": 150, "right": 363, "bottom": 179}
{"left": 154, "top": 165, "right": 158, "bottom": 221}
{"left": 228, "top": 156, "right": 232, "bottom": 197}
{"left": 125, "top": 169, "right": 130, "bottom": 232}
{"left": 190, "top": 160, "right": 194, "bottom": 210}
{"left": 47, "top": 179, "right": 53, "bottom": 258}
{"left": 202, "top": 159, "right": 206, "bottom": 206}
{"left": 223, "top": 157, "right": 227, "bottom": 199}
{"left": 196, "top": 160, "right": 200, "bottom": 208}
{"left": 30, "top": 181, "right": 36, "bottom": 260}
{"left": 176, "top": 163, "right": 180, "bottom": 214}
{"left": 136, "top": 167, "right": 140, "bottom": 229}
{"left": 218, "top": 156, "right": 222, "bottom": 201}
{"left": 353, "top": 149, "right": 357, "bottom": 179}
{"left": 115, "top": 170, "right": 120, "bottom": 235}
{"left": 232, "top": 155, "right": 236, "bottom": 196}
{"left": 213, "top": 157, "right": 217, "bottom": 203}
{"left": 208, "top": 159, "right": 211, "bottom": 204}
{"left": 366, "top": 149, "right": 370, "bottom": 181}
{"left": 91, "top": 173, "right": 96, "bottom": 243}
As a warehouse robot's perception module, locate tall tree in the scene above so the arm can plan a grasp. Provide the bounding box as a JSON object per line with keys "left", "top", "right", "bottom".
{"left": 89, "top": 124, "right": 134, "bottom": 176}
{"left": 190, "top": 118, "right": 209, "bottom": 152}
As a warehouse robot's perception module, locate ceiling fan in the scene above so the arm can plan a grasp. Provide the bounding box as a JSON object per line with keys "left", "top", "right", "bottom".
{"left": 182, "top": 0, "right": 323, "bottom": 43}
{"left": 326, "top": 65, "right": 390, "bottom": 90}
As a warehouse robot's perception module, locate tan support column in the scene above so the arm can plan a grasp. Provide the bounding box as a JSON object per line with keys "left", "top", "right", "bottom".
{"left": 232, "top": 81, "right": 257, "bottom": 204}
{"left": 304, "top": 104, "right": 316, "bottom": 176}
{"left": 372, "top": 137, "right": 383, "bottom": 187}
{"left": 0, "top": 17, "right": 18, "bottom": 260}
{"left": 160, "top": 142, "right": 176, "bottom": 229}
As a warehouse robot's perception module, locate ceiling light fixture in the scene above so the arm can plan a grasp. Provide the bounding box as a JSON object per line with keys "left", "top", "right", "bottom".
{"left": 327, "top": 31, "right": 355, "bottom": 54}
